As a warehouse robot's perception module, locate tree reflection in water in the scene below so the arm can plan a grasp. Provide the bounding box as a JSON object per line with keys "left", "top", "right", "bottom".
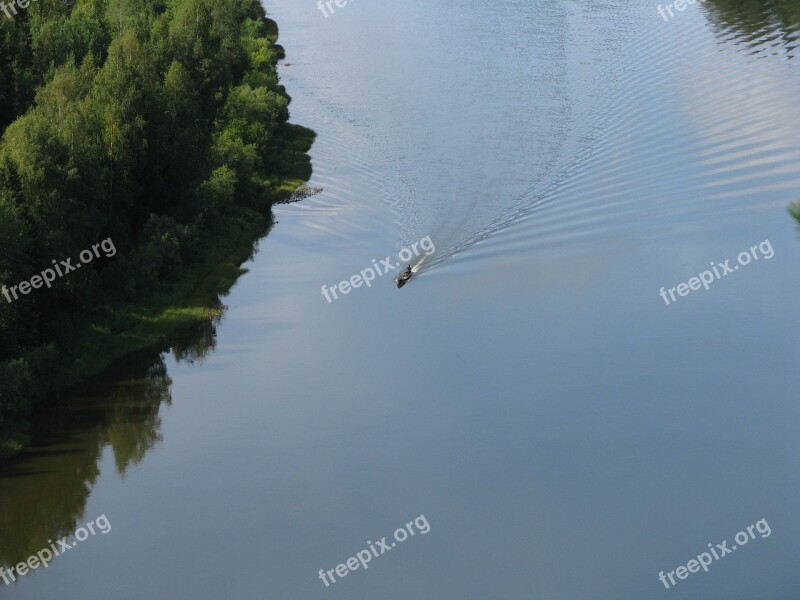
{"left": 0, "top": 313, "right": 221, "bottom": 567}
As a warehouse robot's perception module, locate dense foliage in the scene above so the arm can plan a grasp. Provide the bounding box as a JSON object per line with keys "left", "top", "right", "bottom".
{"left": 0, "top": 0, "right": 309, "bottom": 448}
{"left": 704, "top": 0, "right": 800, "bottom": 34}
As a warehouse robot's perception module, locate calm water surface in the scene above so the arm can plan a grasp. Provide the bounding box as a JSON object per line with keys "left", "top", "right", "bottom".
{"left": 2, "top": 1, "right": 800, "bottom": 598}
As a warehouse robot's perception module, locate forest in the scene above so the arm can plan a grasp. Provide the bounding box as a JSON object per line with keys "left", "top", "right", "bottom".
{"left": 0, "top": 0, "right": 313, "bottom": 455}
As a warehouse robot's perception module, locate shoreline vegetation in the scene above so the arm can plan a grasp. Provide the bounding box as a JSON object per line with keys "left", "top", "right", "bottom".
{"left": 0, "top": 1, "right": 314, "bottom": 457}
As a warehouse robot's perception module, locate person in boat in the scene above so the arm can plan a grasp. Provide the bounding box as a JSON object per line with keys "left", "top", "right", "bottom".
{"left": 396, "top": 264, "right": 413, "bottom": 288}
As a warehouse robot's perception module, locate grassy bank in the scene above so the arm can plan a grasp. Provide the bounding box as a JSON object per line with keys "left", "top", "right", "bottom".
{"left": 0, "top": 0, "right": 316, "bottom": 458}
{"left": 0, "top": 123, "right": 315, "bottom": 459}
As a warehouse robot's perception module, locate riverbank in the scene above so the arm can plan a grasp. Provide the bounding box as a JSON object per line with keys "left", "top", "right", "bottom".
{"left": 0, "top": 129, "right": 313, "bottom": 458}
{"left": 0, "top": 5, "right": 315, "bottom": 459}
{"left": 0, "top": 121, "right": 314, "bottom": 459}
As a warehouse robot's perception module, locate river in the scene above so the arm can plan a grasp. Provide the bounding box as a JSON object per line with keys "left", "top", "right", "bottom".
{"left": 2, "top": 1, "right": 800, "bottom": 598}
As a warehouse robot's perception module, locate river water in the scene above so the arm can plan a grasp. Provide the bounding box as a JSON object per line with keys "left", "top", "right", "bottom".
{"left": 2, "top": 1, "right": 800, "bottom": 598}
